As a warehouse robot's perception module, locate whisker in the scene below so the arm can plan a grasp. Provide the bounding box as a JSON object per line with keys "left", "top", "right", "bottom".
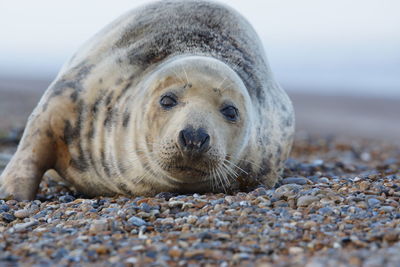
{"left": 214, "top": 167, "right": 225, "bottom": 193}
{"left": 223, "top": 159, "right": 248, "bottom": 175}
{"left": 171, "top": 69, "right": 186, "bottom": 85}
{"left": 217, "top": 60, "right": 243, "bottom": 89}
{"left": 220, "top": 163, "right": 238, "bottom": 180}
{"left": 182, "top": 65, "right": 189, "bottom": 84}
{"left": 230, "top": 156, "right": 263, "bottom": 170}
{"left": 215, "top": 165, "right": 229, "bottom": 192}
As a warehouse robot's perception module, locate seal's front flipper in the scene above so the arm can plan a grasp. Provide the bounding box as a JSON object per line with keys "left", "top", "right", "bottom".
{"left": 0, "top": 117, "right": 56, "bottom": 201}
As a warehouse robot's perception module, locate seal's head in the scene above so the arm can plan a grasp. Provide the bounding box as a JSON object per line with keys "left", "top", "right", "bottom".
{"left": 137, "top": 56, "right": 253, "bottom": 192}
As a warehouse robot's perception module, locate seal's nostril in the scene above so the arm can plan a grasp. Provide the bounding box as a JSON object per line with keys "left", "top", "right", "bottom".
{"left": 178, "top": 129, "right": 187, "bottom": 148}
{"left": 178, "top": 127, "right": 210, "bottom": 153}
{"left": 198, "top": 130, "right": 210, "bottom": 151}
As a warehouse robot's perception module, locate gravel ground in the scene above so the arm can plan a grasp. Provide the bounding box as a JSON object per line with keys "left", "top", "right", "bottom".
{"left": 0, "top": 134, "right": 399, "bottom": 266}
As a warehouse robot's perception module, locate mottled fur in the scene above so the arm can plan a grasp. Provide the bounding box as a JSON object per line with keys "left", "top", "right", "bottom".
{"left": 0, "top": 0, "right": 294, "bottom": 200}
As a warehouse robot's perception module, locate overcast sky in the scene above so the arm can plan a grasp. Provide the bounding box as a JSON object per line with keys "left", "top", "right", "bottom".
{"left": 1, "top": 0, "right": 399, "bottom": 96}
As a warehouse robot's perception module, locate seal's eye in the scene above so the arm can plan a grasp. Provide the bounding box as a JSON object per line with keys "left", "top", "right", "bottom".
{"left": 221, "top": 105, "right": 239, "bottom": 122}
{"left": 160, "top": 94, "right": 178, "bottom": 109}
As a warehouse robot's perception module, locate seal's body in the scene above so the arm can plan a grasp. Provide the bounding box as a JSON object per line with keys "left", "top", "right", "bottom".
{"left": 0, "top": 0, "right": 294, "bottom": 200}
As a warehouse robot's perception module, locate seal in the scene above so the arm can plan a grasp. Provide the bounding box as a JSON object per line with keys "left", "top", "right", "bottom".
{"left": 0, "top": 0, "right": 294, "bottom": 200}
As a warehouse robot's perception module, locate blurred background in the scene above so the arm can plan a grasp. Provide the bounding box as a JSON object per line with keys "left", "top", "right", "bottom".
{"left": 0, "top": 0, "right": 399, "bottom": 141}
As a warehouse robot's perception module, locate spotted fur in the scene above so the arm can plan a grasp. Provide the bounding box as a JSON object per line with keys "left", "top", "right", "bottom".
{"left": 0, "top": 0, "right": 294, "bottom": 200}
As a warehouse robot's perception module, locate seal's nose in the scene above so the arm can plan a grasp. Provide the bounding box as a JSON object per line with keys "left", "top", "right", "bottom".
{"left": 178, "top": 126, "right": 210, "bottom": 153}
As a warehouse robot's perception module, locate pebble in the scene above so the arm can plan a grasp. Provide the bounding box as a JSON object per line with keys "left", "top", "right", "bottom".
{"left": 0, "top": 204, "right": 10, "bottom": 212}
{"left": 0, "top": 136, "right": 399, "bottom": 266}
{"left": 125, "top": 257, "right": 138, "bottom": 265}
{"left": 289, "top": 247, "right": 304, "bottom": 254}
{"left": 224, "top": 196, "right": 235, "bottom": 204}
{"left": 282, "top": 177, "right": 309, "bottom": 185}
{"left": 59, "top": 195, "right": 75, "bottom": 203}
{"left": 359, "top": 181, "right": 370, "bottom": 191}
{"left": 187, "top": 215, "right": 198, "bottom": 224}
{"left": 367, "top": 198, "right": 381, "bottom": 207}
{"left": 303, "top": 221, "right": 317, "bottom": 229}
{"left": 233, "top": 253, "right": 251, "bottom": 261}
{"left": 14, "top": 209, "right": 31, "bottom": 219}
{"left": 168, "top": 201, "right": 185, "bottom": 208}
{"left": 319, "top": 177, "right": 330, "bottom": 183}
{"left": 383, "top": 231, "right": 399, "bottom": 242}
{"left": 127, "top": 216, "right": 146, "bottom": 227}
{"left": 1, "top": 212, "right": 15, "bottom": 222}
{"left": 14, "top": 220, "right": 38, "bottom": 232}
{"left": 274, "top": 184, "right": 302, "bottom": 199}
{"left": 89, "top": 219, "right": 108, "bottom": 233}
{"left": 159, "top": 217, "right": 174, "bottom": 225}
{"left": 318, "top": 207, "right": 333, "bottom": 216}
{"left": 379, "top": 206, "right": 394, "bottom": 212}
{"left": 297, "top": 196, "right": 319, "bottom": 207}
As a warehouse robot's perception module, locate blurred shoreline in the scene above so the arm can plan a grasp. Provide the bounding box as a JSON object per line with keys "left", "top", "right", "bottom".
{"left": 0, "top": 77, "right": 399, "bottom": 143}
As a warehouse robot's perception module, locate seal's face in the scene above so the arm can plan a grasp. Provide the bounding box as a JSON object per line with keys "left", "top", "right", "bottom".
{"left": 142, "top": 57, "right": 252, "bottom": 190}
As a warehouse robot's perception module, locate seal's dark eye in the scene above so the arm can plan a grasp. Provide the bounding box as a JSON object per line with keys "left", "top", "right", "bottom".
{"left": 221, "top": 106, "right": 239, "bottom": 121}
{"left": 160, "top": 94, "right": 177, "bottom": 109}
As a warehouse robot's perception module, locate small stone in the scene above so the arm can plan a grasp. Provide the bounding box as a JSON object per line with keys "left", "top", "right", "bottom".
{"left": 297, "top": 196, "right": 319, "bottom": 207}
{"left": 0, "top": 204, "right": 10, "bottom": 212}
{"left": 6, "top": 200, "right": 17, "bottom": 205}
{"left": 253, "top": 187, "right": 268, "bottom": 196}
{"left": 14, "top": 220, "right": 38, "bottom": 232}
{"left": 186, "top": 215, "right": 198, "bottom": 224}
{"left": 89, "top": 219, "right": 108, "bottom": 233}
{"left": 257, "top": 197, "right": 272, "bottom": 207}
{"left": 359, "top": 181, "right": 370, "bottom": 191}
{"left": 367, "top": 198, "right": 381, "bottom": 207}
{"left": 383, "top": 231, "right": 399, "bottom": 242}
{"left": 131, "top": 245, "right": 145, "bottom": 251}
{"left": 312, "top": 159, "right": 324, "bottom": 166}
{"left": 95, "top": 245, "right": 109, "bottom": 254}
{"left": 274, "top": 184, "right": 302, "bottom": 199}
{"left": 318, "top": 207, "right": 333, "bottom": 216}
{"left": 319, "top": 177, "right": 330, "bottom": 183}
{"left": 379, "top": 206, "right": 394, "bottom": 212}
{"left": 239, "top": 201, "right": 250, "bottom": 206}
{"left": 88, "top": 244, "right": 109, "bottom": 254}
{"left": 360, "top": 152, "right": 371, "bottom": 161}
{"left": 51, "top": 248, "right": 68, "bottom": 260}
{"left": 282, "top": 177, "right": 309, "bottom": 185}
{"left": 159, "top": 217, "right": 174, "bottom": 224}
{"left": 288, "top": 247, "right": 304, "bottom": 254}
{"left": 303, "top": 221, "right": 317, "bottom": 229}
{"left": 168, "top": 201, "right": 185, "bottom": 208}
{"left": 59, "top": 195, "right": 75, "bottom": 203}
{"left": 333, "top": 242, "right": 341, "bottom": 249}
{"left": 273, "top": 200, "right": 289, "bottom": 207}
{"left": 125, "top": 257, "right": 138, "bottom": 265}
{"left": 349, "top": 256, "right": 362, "bottom": 266}
{"left": 214, "top": 232, "right": 231, "bottom": 240}
{"left": 127, "top": 216, "right": 146, "bottom": 227}
{"left": 139, "top": 203, "right": 151, "bottom": 212}
{"left": 155, "top": 192, "right": 176, "bottom": 200}
{"left": 65, "top": 210, "right": 77, "bottom": 216}
{"left": 225, "top": 196, "right": 235, "bottom": 204}
{"left": 169, "top": 249, "right": 182, "bottom": 258}
{"left": 1, "top": 213, "right": 15, "bottom": 222}
{"left": 232, "top": 253, "right": 251, "bottom": 261}
{"left": 184, "top": 249, "right": 205, "bottom": 258}
{"left": 14, "top": 209, "right": 30, "bottom": 219}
